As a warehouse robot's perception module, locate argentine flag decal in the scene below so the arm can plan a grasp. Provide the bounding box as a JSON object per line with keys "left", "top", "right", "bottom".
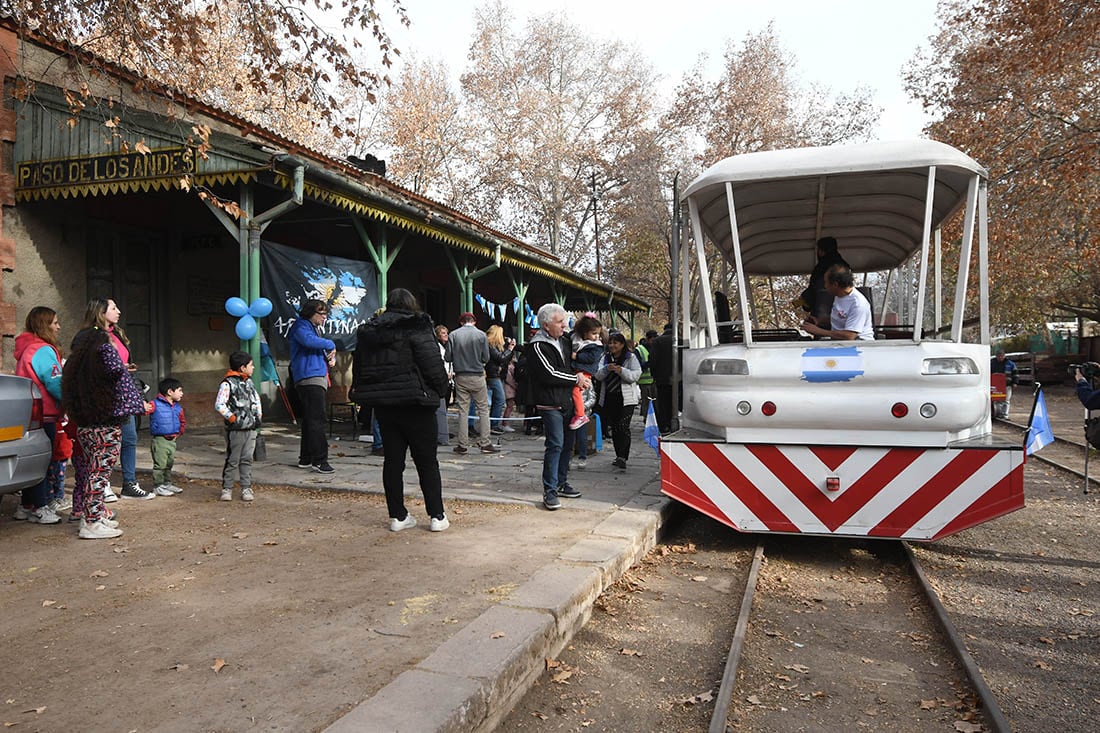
{"left": 801, "top": 346, "right": 864, "bottom": 383}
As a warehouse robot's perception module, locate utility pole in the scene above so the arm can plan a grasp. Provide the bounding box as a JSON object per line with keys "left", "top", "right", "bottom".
{"left": 590, "top": 171, "right": 601, "bottom": 280}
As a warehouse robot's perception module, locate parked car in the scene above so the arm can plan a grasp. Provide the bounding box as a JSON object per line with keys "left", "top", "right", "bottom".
{"left": 0, "top": 374, "right": 52, "bottom": 496}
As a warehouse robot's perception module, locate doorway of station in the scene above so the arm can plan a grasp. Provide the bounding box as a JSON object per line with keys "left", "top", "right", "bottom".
{"left": 86, "top": 222, "right": 165, "bottom": 401}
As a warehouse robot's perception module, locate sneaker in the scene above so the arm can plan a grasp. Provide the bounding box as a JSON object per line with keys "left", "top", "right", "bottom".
{"left": 390, "top": 514, "right": 417, "bottom": 532}
{"left": 98, "top": 515, "right": 120, "bottom": 529}
{"left": 220, "top": 489, "right": 233, "bottom": 501}
{"left": 312, "top": 462, "right": 336, "bottom": 474}
{"left": 490, "top": 428, "right": 505, "bottom": 436}
{"left": 12, "top": 505, "right": 31, "bottom": 520}
{"left": 575, "top": 457, "right": 587, "bottom": 470}
{"left": 502, "top": 425, "right": 516, "bottom": 433}
{"left": 543, "top": 491, "right": 561, "bottom": 510}
{"left": 371, "top": 447, "right": 384, "bottom": 457}
{"left": 79, "top": 518, "right": 123, "bottom": 539}
{"left": 47, "top": 497, "right": 72, "bottom": 513}
{"left": 103, "top": 487, "right": 119, "bottom": 503}
{"left": 241, "top": 488, "right": 254, "bottom": 502}
{"left": 153, "top": 484, "right": 175, "bottom": 497}
{"left": 480, "top": 443, "right": 500, "bottom": 454}
{"left": 453, "top": 445, "right": 468, "bottom": 455}
{"left": 568, "top": 414, "right": 590, "bottom": 430}
{"left": 166, "top": 484, "right": 183, "bottom": 494}
{"left": 121, "top": 483, "right": 154, "bottom": 500}
{"left": 557, "top": 484, "right": 582, "bottom": 499}
{"left": 430, "top": 515, "right": 450, "bottom": 532}
{"left": 358, "top": 434, "right": 373, "bottom": 442}
{"left": 612, "top": 456, "right": 627, "bottom": 469}
{"left": 296, "top": 461, "right": 312, "bottom": 469}
{"left": 27, "top": 506, "right": 61, "bottom": 524}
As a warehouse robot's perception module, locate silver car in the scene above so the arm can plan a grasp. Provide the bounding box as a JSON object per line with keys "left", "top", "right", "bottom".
{"left": 0, "top": 374, "right": 53, "bottom": 496}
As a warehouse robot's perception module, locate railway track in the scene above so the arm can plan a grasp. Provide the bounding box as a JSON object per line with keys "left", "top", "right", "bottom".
{"left": 710, "top": 539, "right": 1010, "bottom": 733}
{"left": 994, "top": 416, "right": 1097, "bottom": 493}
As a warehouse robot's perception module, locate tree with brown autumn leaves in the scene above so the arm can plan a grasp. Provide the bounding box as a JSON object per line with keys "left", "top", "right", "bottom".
{"left": 906, "top": 0, "right": 1100, "bottom": 329}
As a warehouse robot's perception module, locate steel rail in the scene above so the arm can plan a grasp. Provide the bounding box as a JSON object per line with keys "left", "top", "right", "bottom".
{"left": 996, "top": 416, "right": 1098, "bottom": 491}
{"left": 708, "top": 541, "right": 764, "bottom": 733}
{"left": 903, "top": 542, "right": 1012, "bottom": 733}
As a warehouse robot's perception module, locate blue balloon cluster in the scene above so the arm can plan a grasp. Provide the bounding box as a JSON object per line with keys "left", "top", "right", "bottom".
{"left": 225, "top": 297, "right": 273, "bottom": 340}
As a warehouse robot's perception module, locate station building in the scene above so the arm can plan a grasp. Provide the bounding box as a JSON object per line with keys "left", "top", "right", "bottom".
{"left": 0, "top": 22, "right": 648, "bottom": 425}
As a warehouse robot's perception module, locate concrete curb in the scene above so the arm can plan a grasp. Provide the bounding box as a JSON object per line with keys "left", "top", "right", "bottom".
{"left": 323, "top": 488, "right": 676, "bottom": 733}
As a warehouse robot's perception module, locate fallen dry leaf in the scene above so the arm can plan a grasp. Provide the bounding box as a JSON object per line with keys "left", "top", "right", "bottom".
{"left": 1039, "top": 637, "right": 1055, "bottom": 645}
{"left": 21, "top": 707, "right": 44, "bottom": 715}
{"left": 531, "top": 712, "right": 548, "bottom": 721}
{"left": 490, "top": 631, "right": 505, "bottom": 639}
{"left": 619, "top": 648, "right": 641, "bottom": 657}
{"left": 232, "top": 532, "right": 248, "bottom": 539}
{"left": 785, "top": 664, "right": 810, "bottom": 674}
{"left": 41, "top": 600, "right": 56, "bottom": 607}
{"left": 581, "top": 720, "right": 594, "bottom": 727}
{"left": 920, "top": 699, "right": 939, "bottom": 710}
{"left": 550, "top": 669, "right": 573, "bottom": 684}
{"left": 1016, "top": 586, "right": 1032, "bottom": 593}
{"left": 747, "top": 695, "right": 762, "bottom": 705}
{"left": 90, "top": 570, "right": 109, "bottom": 578}
{"left": 95, "top": 585, "right": 106, "bottom": 592}
{"left": 1033, "top": 660, "right": 1052, "bottom": 670}
{"left": 262, "top": 541, "right": 278, "bottom": 546}
{"left": 680, "top": 690, "right": 713, "bottom": 705}
{"left": 954, "top": 722, "right": 983, "bottom": 732}
{"left": 201, "top": 543, "right": 217, "bottom": 554}
{"left": 169, "top": 664, "right": 189, "bottom": 672}
{"left": 546, "top": 658, "right": 562, "bottom": 670}
{"left": 211, "top": 658, "right": 226, "bottom": 673}
{"left": 861, "top": 657, "right": 875, "bottom": 664}
{"left": 691, "top": 575, "right": 708, "bottom": 582}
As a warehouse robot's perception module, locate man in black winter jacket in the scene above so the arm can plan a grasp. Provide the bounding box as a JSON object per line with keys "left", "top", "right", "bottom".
{"left": 528, "top": 303, "right": 591, "bottom": 511}
{"left": 350, "top": 288, "right": 452, "bottom": 532}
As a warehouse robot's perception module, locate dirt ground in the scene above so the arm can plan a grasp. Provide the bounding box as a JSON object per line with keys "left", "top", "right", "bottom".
{"left": 0, "top": 482, "right": 600, "bottom": 732}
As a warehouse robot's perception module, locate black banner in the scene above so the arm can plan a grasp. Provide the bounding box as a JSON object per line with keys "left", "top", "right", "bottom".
{"left": 260, "top": 240, "right": 379, "bottom": 353}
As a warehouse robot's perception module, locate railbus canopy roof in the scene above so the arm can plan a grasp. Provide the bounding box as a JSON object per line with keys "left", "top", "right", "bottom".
{"left": 681, "top": 139, "right": 988, "bottom": 276}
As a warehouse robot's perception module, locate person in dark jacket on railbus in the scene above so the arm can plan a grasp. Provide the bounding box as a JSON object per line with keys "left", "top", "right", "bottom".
{"left": 527, "top": 303, "right": 592, "bottom": 511}
{"left": 351, "top": 288, "right": 452, "bottom": 532}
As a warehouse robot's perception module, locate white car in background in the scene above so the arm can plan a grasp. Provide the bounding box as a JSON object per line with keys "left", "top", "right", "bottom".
{"left": 0, "top": 374, "right": 52, "bottom": 497}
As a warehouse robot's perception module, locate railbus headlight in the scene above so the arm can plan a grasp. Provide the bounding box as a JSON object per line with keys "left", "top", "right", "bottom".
{"left": 697, "top": 358, "right": 749, "bottom": 376}
{"left": 921, "top": 357, "right": 978, "bottom": 375}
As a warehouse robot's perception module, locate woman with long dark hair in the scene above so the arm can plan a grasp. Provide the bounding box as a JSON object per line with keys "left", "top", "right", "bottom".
{"left": 351, "top": 288, "right": 451, "bottom": 531}
{"left": 12, "top": 306, "right": 65, "bottom": 524}
{"left": 62, "top": 327, "right": 147, "bottom": 539}
{"left": 287, "top": 299, "right": 337, "bottom": 473}
{"left": 80, "top": 297, "right": 150, "bottom": 500}
{"left": 594, "top": 333, "right": 642, "bottom": 471}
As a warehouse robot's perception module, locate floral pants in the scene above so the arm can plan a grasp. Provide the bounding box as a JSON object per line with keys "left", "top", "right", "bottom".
{"left": 76, "top": 425, "right": 121, "bottom": 522}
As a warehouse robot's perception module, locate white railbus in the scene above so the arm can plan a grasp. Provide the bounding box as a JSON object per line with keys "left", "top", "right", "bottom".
{"left": 662, "top": 140, "right": 1024, "bottom": 541}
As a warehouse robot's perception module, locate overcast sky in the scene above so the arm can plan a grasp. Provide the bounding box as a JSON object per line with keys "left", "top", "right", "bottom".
{"left": 388, "top": 0, "right": 942, "bottom": 140}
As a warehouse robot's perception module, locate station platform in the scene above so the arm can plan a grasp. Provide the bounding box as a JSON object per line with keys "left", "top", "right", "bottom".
{"left": 134, "top": 412, "right": 669, "bottom": 732}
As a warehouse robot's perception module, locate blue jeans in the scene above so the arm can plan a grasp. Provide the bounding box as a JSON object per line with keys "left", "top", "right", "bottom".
{"left": 538, "top": 406, "right": 576, "bottom": 495}
{"left": 120, "top": 415, "right": 137, "bottom": 485}
{"left": 487, "top": 378, "right": 505, "bottom": 429}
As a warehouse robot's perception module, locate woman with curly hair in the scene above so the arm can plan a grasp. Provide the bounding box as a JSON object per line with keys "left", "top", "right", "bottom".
{"left": 80, "top": 297, "right": 150, "bottom": 500}
{"left": 62, "top": 327, "right": 148, "bottom": 539}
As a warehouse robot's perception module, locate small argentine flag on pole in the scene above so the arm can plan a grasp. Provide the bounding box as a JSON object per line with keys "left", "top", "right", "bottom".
{"left": 1026, "top": 387, "right": 1055, "bottom": 455}
{"left": 644, "top": 401, "right": 660, "bottom": 455}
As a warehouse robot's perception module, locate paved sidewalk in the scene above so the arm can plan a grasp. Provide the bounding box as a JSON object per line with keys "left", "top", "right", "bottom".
{"left": 133, "top": 412, "right": 670, "bottom": 732}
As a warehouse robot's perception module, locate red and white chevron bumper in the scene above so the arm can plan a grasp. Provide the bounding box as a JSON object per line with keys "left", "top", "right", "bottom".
{"left": 660, "top": 441, "right": 1025, "bottom": 541}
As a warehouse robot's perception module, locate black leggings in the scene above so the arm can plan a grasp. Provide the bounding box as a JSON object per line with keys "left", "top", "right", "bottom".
{"left": 602, "top": 393, "right": 636, "bottom": 461}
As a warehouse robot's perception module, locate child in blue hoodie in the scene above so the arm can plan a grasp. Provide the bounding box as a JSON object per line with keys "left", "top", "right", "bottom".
{"left": 149, "top": 377, "right": 186, "bottom": 496}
